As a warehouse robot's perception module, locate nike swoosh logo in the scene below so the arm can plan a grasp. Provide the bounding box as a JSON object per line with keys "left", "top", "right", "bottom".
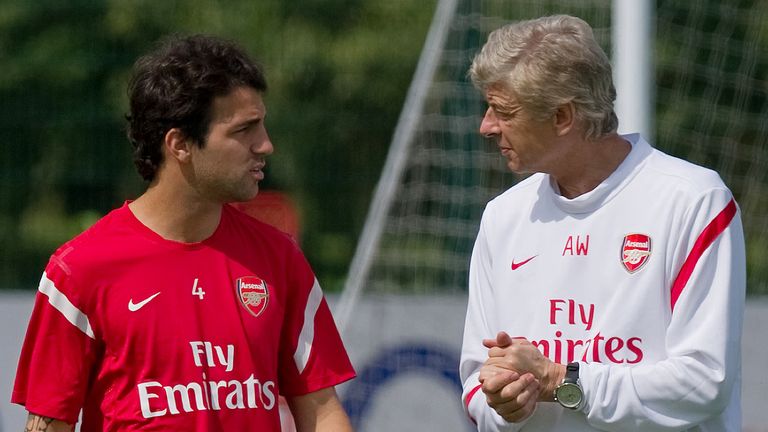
{"left": 511, "top": 255, "right": 537, "bottom": 270}
{"left": 128, "top": 292, "right": 161, "bottom": 312}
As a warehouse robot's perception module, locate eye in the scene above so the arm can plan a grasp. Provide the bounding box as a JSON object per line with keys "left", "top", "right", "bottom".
{"left": 493, "top": 105, "right": 522, "bottom": 120}
{"left": 233, "top": 121, "right": 259, "bottom": 134}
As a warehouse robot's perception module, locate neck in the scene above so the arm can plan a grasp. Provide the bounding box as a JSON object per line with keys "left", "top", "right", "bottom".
{"left": 551, "top": 133, "right": 631, "bottom": 199}
{"left": 129, "top": 180, "right": 223, "bottom": 243}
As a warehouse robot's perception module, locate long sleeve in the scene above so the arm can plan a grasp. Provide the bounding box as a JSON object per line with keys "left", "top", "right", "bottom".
{"left": 580, "top": 190, "right": 745, "bottom": 431}
{"left": 460, "top": 214, "right": 530, "bottom": 432}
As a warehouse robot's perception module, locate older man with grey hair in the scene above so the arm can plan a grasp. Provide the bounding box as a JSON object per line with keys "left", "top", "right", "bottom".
{"left": 460, "top": 14, "right": 745, "bottom": 432}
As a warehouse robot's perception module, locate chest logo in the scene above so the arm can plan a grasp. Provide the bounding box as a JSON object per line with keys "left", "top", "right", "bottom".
{"left": 236, "top": 276, "right": 269, "bottom": 317}
{"left": 621, "top": 233, "right": 651, "bottom": 273}
{"left": 511, "top": 255, "right": 537, "bottom": 270}
{"left": 128, "top": 292, "right": 161, "bottom": 312}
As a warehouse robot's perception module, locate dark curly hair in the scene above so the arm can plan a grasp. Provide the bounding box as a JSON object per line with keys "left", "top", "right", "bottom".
{"left": 126, "top": 34, "right": 267, "bottom": 181}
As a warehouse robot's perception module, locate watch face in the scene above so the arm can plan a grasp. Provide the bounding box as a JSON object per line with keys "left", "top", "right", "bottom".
{"left": 555, "top": 383, "right": 582, "bottom": 409}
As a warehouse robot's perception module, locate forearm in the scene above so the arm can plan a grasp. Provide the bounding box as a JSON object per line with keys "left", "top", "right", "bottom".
{"left": 462, "top": 371, "right": 529, "bottom": 432}
{"left": 24, "top": 413, "right": 73, "bottom": 432}
{"left": 470, "top": 401, "right": 528, "bottom": 432}
{"left": 580, "top": 356, "right": 737, "bottom": 431}
{"left": 580, "top": 301, "right": 742, "bottom": 429}
{"left": 312, "top": 406, "right": 353, "bottom": 432}
{"left": 288, "top": 387, "right": 352, "bottom": 432}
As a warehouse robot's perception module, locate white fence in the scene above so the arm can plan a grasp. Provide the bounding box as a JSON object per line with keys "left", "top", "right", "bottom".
{"left": 1, "top": 292, "right": 766, "bottom": 431}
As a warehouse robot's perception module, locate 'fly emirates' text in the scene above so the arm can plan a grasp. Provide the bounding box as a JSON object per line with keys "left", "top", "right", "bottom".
{"left": 138, "top": 341, "right": 276, "bottom": 419}
{"left": 527, "top": 299, "right": 644, "bottom": 364}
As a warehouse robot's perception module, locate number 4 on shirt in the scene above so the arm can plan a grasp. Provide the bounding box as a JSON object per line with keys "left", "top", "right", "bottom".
{"left": 192, "top": 278, "right": 206, "bottom": 300}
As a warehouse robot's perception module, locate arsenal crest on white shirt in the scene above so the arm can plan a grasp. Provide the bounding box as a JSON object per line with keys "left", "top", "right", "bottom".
{"left": 621, "top": 233, "right": 651, "bottom": 273}
{"left": 236, "top": 276, "right": 270, "bottom": 317}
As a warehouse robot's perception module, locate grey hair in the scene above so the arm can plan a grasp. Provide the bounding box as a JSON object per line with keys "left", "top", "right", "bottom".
{"left": 469, "top": 15, "right": 618, "bottom": 140}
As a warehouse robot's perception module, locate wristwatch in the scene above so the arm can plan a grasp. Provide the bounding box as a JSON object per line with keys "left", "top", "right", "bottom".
{"left": 554, "top": 362, "right": 583, "bottom": 409}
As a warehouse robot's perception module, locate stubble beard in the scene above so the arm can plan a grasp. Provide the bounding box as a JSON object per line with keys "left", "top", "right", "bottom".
{"left": 200, "top": 174, "right": 260, "bottom": 204}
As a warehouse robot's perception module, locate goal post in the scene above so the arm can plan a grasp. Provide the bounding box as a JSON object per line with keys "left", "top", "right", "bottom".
{"left": 335, "top": 0, "right": 460, "bottom": 333}
{"left": 613, "top": 0, "right": 653, "bottom": 138}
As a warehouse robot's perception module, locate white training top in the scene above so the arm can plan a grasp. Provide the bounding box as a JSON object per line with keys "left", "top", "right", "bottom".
{"left": 460, "top": 134, "right": 745, "bottom": 431}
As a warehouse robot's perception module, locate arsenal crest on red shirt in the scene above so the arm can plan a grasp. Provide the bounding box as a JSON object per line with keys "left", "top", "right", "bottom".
{"left": 236, "top": 276, "right": 269, "bottom": 317}
{"left": 621, "top": 233, "right": 651, "bottom": 273}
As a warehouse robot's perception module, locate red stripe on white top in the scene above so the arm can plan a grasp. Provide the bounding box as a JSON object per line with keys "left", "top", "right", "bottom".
{"left": 670, "top": 199, "right": 736, "bottom": 310}
{"left": 464, "top": 383, "right": 482, "bottom": 424}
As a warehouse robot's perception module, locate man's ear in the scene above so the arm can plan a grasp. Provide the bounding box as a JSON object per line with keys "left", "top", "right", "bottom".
{"left": 553, "top": 101, "right": 576, "bottom": 137}
{"left": 164, "top": 128, "right": 192, "bottom": 163}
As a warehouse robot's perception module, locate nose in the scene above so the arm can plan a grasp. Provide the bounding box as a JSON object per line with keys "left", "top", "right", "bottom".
{"left": 253, "top": 129, "right": 274, "bottom": 156}
{"left": 479, "top": 107, "right": 499, "bottom": 138}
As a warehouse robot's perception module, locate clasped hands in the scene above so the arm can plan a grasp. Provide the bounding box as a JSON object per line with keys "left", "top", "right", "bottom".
{"left": 478, "top": 331, "right": 565, "bottom": 423}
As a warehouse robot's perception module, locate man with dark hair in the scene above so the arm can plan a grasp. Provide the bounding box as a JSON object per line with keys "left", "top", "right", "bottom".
{"left": 12, "top": 35, "right": 355, "bottom": 431}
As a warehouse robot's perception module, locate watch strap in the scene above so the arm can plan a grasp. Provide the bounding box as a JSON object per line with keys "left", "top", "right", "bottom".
{"left": 564, "top": 362, "right": 579, "bottom": 384}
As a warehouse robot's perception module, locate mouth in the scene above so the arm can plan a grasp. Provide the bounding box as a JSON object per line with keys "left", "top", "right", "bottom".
{"left": 250, "top": 164, "right": 265, "bottom": 181}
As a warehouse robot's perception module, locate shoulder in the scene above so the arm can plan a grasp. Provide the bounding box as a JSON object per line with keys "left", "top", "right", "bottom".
{"left": 38, "top": 205, "right": 135, "bottom": 309}
{"left": 222, "top": 205, "right": 317, "bottom": 291}
{"left": 473, "top": 174, "right": 548, "bottom": 236}
{"left": 48, "top": 205, "right": 133, "bottom": 273}
{"left": 644, "top": 147, "right": 729, "bottom": 196}
{"left": 223, "top": 204, "right": 297, "bottom": 241}
{"left": 220, "top": 204, "right": 303, "bottom": 257}
{"left": 632, "top": 144, "right": 737, "bottom": 230}
{"left": 484, "top": 173, "right": 546, "bottom": 214}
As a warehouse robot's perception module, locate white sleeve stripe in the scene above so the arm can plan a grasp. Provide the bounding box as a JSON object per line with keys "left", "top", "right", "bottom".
{"left": 293, "top": 278, "right": 323, "bottom": 374}
{"left": 38, "top": 272, "right": 95, "bottom": 339}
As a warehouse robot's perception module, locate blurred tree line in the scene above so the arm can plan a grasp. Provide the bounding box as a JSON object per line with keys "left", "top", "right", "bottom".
{"left": 1, "top": 0, "right": 765, "bottom": 294}
{"left": 0, "top": 0, "right": 436, "bottom": 291}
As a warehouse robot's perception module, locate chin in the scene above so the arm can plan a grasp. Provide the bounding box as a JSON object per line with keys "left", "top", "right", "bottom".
{"left": 245, "top": 188, "right": 261, "bottom": 201}
{"left": 506, "top": 161, "right": 522, "bottom": 173}
{"left": 229, "top": 187, "right": 260, "bottom": 204}
{"left": 508, "top": 164, "right": 536, "bottom": 176}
